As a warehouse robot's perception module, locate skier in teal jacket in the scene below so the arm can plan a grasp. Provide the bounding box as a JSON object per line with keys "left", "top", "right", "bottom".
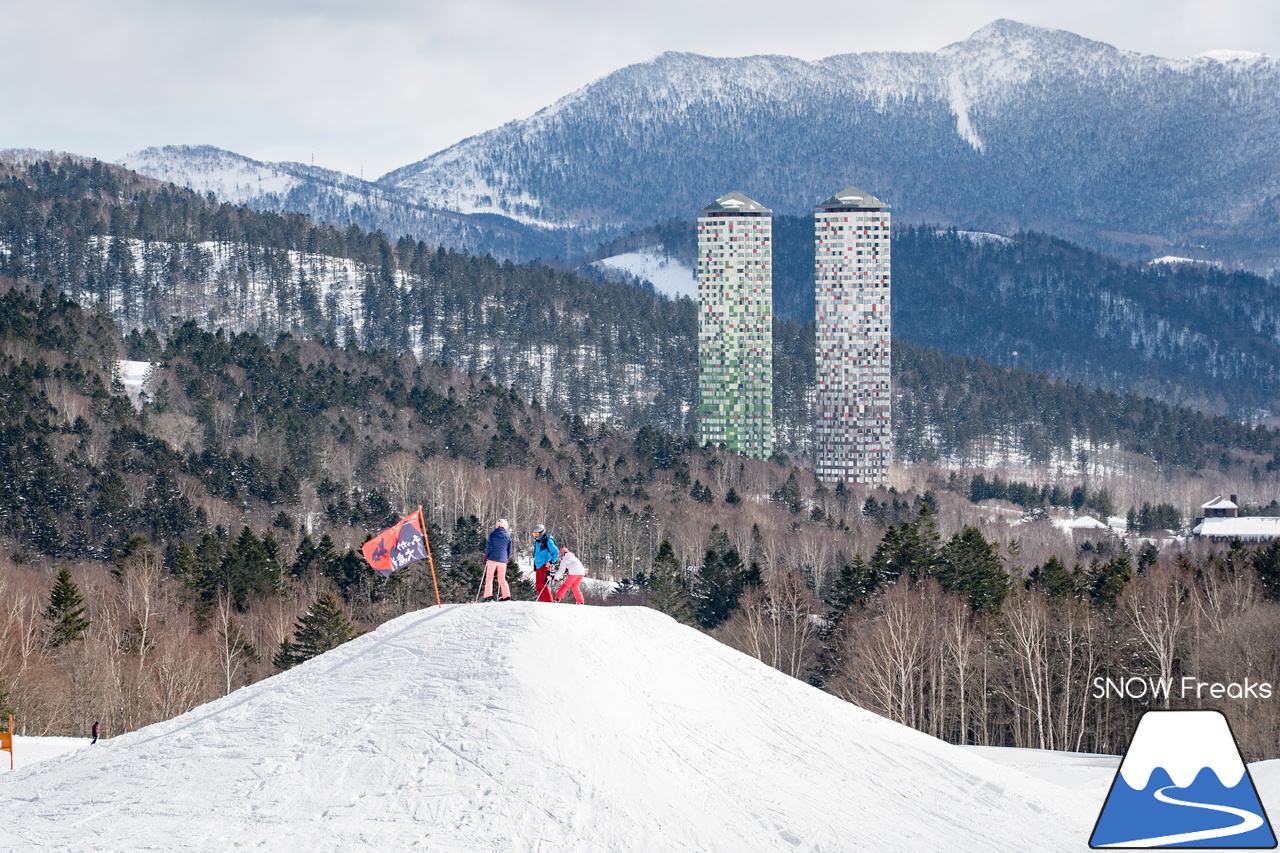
{"left": 531, "top": 524, "right": 559, "bottom": 602}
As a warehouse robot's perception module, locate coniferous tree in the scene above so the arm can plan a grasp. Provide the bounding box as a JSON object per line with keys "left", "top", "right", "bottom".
{"left": 936, "top": 526, "right": 1009, "bottom": 614}
{"left": 451, "top": 515, "right": 485, "bottom": 558}
{"left": 870, "top": 503, "right": 942, "bottom": 588}
{"left": 691, "top": 527, "right": 748, "bottom": 630}
{"left": 276, "top": 592, "right": 355, "bottom": 669}
{"left": 1026, "top": 555, "right": 1076, "bottom": 601}
{"left": 1254, "top": 540, "right": 1280, "bottom": 599}
{"left": 163, "top": 538, "right": 192, "bottom": 579}
{"left": 45, "top": 566, "right": 90, "bottom": 646}
{"left": 440, "top": 559, "right": 484, "bottom": 603}
{"left": 826, "top": 553, "right": 876, "bottom": 624}
{"left": 1137, "top": 543, "right": 1160, "bottom": 573}
{"left": 646, "top": 539, "right": 695, "bottom": 624}
{"left": 1089, "top": 553, "right": 1132, "bottom": 607}
{"left": 272, "top": 639, "right": 296, "bottom": 671}
{"left": 772, "top": 472, "right": 802, "bottom": 514}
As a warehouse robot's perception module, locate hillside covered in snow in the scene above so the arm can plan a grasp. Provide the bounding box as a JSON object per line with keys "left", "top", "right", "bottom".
{"left": 380, "top": 20, "right": 1280, "bottom": 269}
{"left": 117, "top": 146, "right": 575, "bottom": 263}
{"left": 0, "top": 603, "right": 1099, "bottom": 851}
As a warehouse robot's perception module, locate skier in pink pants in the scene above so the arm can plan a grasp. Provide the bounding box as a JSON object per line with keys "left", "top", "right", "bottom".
{"left": 555, "top": 549, "right": 587, "bottom": 604}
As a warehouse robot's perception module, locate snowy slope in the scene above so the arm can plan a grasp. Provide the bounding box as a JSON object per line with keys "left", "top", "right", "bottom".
{"left": 963, "top": 746, "right": 1119, "bottom": 795}
{"left": 117, "top": 146, "right": 568, "bottom": 262}
{"left": 115, "top": 359, "right": 152, "bottom": 409}
{"left": 119, "top": 145, "right": 301, "bottom": 203}
{"left": 0, "top": 737, "right": 88, "bottom": 773}
{"left": 591, "top": 251, "right": 697, "bottom": 299}
{"left": 1, "top": 604, "right": 1096, "bottom": 852}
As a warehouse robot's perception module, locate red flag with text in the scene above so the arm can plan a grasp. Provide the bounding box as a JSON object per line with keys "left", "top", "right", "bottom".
{"left": 361, "top": 512, "right": 428, "bottom": 578}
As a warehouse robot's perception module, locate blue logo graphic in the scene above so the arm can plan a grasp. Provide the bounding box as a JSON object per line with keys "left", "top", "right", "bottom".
{"left": 1091, "top": 710, "right": 1276, "bottom": 848}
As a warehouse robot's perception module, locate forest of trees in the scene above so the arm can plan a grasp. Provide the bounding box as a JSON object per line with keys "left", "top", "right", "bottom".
{"left": 5, "top": 156, "right": 1280, "bottom": 760}
{"left": 5, "top": 157, "right": 1280, "bottom": 472}
{"left": 2, "top": 276, "right": 1280, "bottom": 759}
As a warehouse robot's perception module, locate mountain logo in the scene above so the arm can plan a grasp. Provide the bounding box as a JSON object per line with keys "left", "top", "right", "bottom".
{"left": 1090, "top": 710, "right": 1276, "bottom": 848}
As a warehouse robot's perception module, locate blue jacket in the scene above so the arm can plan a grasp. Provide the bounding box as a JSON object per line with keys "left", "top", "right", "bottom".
{"left": 533, "top": 533, "right": 559, "bottom": 569}
{"left": 485, "top": 526, "right": 512, "bottom": 563}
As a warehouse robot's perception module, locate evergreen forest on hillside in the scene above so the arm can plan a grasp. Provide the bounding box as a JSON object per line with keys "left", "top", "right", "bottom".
{"left": 6, "top": 277, "right": 1280, "bottom": 762}
{"left": 4, "top": 157, "right": 1279, "bottom": 477}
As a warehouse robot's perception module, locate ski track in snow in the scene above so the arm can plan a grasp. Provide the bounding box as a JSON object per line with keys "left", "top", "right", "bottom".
{"left": 0, "top": 605, "right": 1128, "bottom": 851}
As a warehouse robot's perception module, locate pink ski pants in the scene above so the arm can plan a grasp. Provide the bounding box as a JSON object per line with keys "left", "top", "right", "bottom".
{"left": 555, "top": 574, "right": 584, "bottom": 604}
{"left": 483, "top": 560, "right": 510, "bottom": 599}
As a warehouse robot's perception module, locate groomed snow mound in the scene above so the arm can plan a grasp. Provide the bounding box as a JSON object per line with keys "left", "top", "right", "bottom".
{"left": 1, "top": 604, "right": 1095, "bottom": 851}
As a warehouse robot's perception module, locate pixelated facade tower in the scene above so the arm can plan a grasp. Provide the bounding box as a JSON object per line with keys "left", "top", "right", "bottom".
{"left": 814, "top": 186, "right": 891, "bottom": 485}
{"left": 697, "top": 192, "right": 773, "bottom": 458}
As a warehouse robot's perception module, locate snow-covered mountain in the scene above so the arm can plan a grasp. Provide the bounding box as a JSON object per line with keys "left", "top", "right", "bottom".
{"left": 118, "top": 145, "right": 576, "bottom": 262}
{"left": 380, "top": 20, "right": 1280, "bottom": 267}
{"left": 1, "top": 603, "right": 1096, "bottom": 851}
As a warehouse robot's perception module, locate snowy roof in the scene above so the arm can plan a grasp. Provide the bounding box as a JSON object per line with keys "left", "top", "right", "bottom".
{"left": 0, "top": 604, "right": 1092, "bottom": 850}
{"left": 815, "top": 185, "right": 890, "bottom": 211}
{"left": 1067, "top": 515, "right": 1110, "bottom": 530}
{"left": 698, "top": 191, "right": 770, "bottom": 215}
{"left": 1202, "top": 495, "right": 1238, "bottom": 511}
{"left": 1192, "top": 516, "right": 1280, "bottom": 540}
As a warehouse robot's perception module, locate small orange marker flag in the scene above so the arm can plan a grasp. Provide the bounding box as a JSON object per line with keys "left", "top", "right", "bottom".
{"left": 1, "top": 715, "right": 14, "bottom": 770}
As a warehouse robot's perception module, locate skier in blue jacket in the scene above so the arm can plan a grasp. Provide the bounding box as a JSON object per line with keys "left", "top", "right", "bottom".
{"left": 482, "top": 518, "right": 513, "bottom": 601}
{"left": 531, "top": 524, "right": 559, "bottom": 602}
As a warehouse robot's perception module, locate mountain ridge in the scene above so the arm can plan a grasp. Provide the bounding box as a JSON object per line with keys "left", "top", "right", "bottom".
{"left": 115, "top": 144, "right": 583, "bottom": 262}
{"left": 378, "top": 20, "right": 1280, "bottom": 269}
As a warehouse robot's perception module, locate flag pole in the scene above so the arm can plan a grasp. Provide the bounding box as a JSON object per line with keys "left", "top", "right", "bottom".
{"left": 418, "top": 506, "right": 443, "bottom": 608}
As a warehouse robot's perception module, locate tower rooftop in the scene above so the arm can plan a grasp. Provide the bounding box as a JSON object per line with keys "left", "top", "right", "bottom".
{"left": 699, "top": 191, "right": 770, "bottom": 215}
{"left": 816, "top": 186, "right": 890, "bottom": 211}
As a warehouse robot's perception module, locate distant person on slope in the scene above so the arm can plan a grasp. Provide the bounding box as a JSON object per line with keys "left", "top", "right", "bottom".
{"left": 531, "top": 524, "right": 560, "bottom": 602}
{"left": 91, "top": 721, "right": 99, "bottom": 744}
{"left": 482, "top": 519, "right": 513, "bottom": 601}
{"left": 554, "top": 549, "right": 587, "bottom": 604}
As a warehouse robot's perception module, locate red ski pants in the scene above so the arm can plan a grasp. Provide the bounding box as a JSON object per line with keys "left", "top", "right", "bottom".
{"left": 535, "top": 566, "right": 554, "bottom": 602}
{"left": 555, "top": 575, "right": 584, "bottom": 604}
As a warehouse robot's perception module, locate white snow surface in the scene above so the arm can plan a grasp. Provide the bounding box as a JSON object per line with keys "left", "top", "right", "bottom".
{"left": 1196, "top": 49, "right": 1269, "bottom": 64}
{"left": 115, "top": 359, "right": 152, "bottom": 408}
{"left": 119, "top": 147, "right": 300, "bottom": 204}
{"left": 591, "top": 251, "right": 697, "bottom": 299}
{"left": 0, "top": 737, "right": 89, "bottom": 773}
{"left": 1149, "top": 255, "right": 1219, "bottom": 266}
{"left": 962, "top": 746, "right": 1119, "bottom": 794}
{"left": 0, "top": 604, "right": 1097, "bottom": 852}
{"left": 1193, "top": 515, "right": 1280, "bottom": 541}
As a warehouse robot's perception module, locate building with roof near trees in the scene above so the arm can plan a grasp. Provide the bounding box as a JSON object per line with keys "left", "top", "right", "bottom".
{"left": 696, "top": 192, "right": 773, "bottom": 457}
{"left": 813, "top": 186, "right": 891, "bottom": 485}
{"left": 1193, "top": 495, "right": 1280, "bottom": 543}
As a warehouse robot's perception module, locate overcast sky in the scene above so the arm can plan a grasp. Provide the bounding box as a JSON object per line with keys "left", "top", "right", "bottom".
{"left": 2, "top": 0, "right": 1277, "bottom": 178}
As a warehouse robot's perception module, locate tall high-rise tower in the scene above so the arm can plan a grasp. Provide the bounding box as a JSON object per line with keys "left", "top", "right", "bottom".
{"left": 697, "top": 191, "right": 773, "bottom": 457}
{"left": 814, "top": 186, "right": 891, "bottom": 485}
